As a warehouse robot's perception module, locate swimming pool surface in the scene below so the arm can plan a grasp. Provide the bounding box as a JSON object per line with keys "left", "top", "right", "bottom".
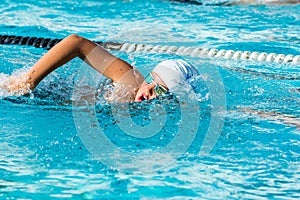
{"left": 1, "top": 0, "right": 300, "bottom": 199}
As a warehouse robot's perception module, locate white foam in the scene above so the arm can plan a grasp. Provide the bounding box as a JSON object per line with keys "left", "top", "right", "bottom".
{"left": 0, "top": 73, "right": 11, "bottom": 97}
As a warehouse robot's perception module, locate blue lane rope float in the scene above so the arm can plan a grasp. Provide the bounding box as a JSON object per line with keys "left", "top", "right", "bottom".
{"left": 1, "top": 34, "right": 299, "bottom": 65}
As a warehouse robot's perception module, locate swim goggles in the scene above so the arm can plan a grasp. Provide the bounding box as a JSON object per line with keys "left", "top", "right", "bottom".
{"left": 145, "top": 73, "right": 168, "bottom": 96}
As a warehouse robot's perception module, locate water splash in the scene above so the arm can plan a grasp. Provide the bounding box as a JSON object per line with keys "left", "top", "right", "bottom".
{"left": 0, "top": 71, "right": 31, "bottom": 97}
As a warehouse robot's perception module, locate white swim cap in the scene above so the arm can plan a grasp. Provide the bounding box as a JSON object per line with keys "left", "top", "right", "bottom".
{"left": 152, "top": 59, "right": 198, "bottom": 91}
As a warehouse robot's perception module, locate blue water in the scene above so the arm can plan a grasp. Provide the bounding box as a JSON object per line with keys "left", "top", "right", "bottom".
{"left": 1, "top": 0, "right": 300, "bottom": 199}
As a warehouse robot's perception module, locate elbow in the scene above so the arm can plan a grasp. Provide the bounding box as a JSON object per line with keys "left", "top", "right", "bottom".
{"left": 67, "top": 34, "right": 84, "bottom": 43}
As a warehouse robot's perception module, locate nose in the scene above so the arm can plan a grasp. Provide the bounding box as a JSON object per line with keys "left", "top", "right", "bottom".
{"left": 144, "top": 83, "right": 157, "bottom": 100}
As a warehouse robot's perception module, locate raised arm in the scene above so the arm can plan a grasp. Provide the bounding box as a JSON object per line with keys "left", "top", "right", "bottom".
{"left": 25, "top": 34, "right": 143, "bottom": 89}
{"left": 3, "top": 34, "right": 143, "bottom": 95}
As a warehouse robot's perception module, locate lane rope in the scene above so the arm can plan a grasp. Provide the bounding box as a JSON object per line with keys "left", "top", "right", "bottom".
{"left": 1, "top": 34, "right": 299, "bottom": 65}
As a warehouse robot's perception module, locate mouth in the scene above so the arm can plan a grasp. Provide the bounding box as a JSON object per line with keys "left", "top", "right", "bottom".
{"left": 135, "top": 93, "right": 147, "bottom": 102}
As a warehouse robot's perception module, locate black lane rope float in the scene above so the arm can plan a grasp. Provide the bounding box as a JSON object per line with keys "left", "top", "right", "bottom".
{"left": 0, "top": 34, "right": 122, "bottom": 50}
{"left": 0, "top": 34, "right": 61, "bottom": 49}
{"left": 1, "top": 34, "right": 300, "bottom": 65}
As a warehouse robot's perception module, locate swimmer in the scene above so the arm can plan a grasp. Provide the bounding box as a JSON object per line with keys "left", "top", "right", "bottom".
{"left": 2, "top": 34, "right": 198, "bottom": 102}
{"left": 168, "top": 0, "right": 300, "bottom": 5}
{"left": 230, "top": 0, "right": 300, "bottom": 5}
{"left": 239, "top": 108, "right": 300, "bottom": 129}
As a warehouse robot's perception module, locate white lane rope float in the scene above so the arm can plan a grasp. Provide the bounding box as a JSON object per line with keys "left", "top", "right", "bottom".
{"left": 1, "top": 34, "right": 300, "bottom": 65}
{"left": 115, "top": 43, "right": 300, "bottom": 65}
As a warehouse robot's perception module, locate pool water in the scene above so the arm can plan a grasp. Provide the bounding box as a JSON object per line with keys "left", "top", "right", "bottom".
{"left": 1, "top": 0, "right": 300, "bottom": 199}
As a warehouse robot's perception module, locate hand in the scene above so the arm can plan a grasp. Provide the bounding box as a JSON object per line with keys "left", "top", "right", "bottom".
{"left": 0, "top": 74, "right": 31, "bottom": 96}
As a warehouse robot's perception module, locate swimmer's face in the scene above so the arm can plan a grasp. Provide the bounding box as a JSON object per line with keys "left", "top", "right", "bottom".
{"left": 134, "top": 72, "right": 168, "bottom": 102}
